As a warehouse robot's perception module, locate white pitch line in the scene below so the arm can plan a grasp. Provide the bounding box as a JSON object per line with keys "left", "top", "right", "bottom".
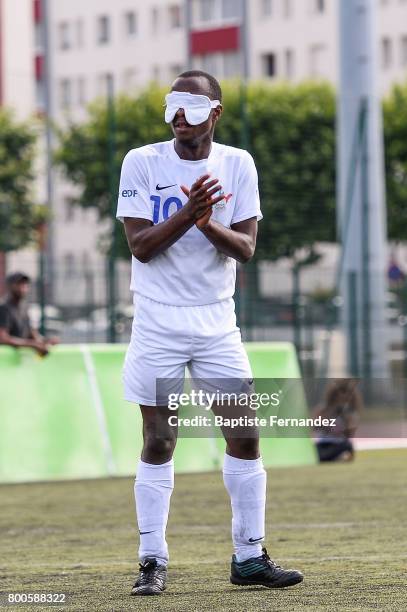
{"left": 81, "top": 345, "right": 116, "bottom": 476}
{"left": 354, "top": 438, "right": 407, "bottom": 450}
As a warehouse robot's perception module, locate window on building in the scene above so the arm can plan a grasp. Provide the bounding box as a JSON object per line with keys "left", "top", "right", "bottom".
{"left": 169, "top": 64, "right": 183, "bottom": 80}
{"left": 151, "top": 7, "right": 159, "bottom": 32}
{"left": 82, "top": 251, "right": 91, "bottom": 269}
{"left": 152, "top": 65, "right": 160, "bottom": 82}
{"left": 81, "top": 251, "right": 93, "bottom": 277}
{"left": 222, "top": 0, "right": 241, "bottom": 19}
{"left": 202, "top": 53, "right": 219, "bottom": 76}
{"left": 34, "top": 22, "right": 43, "bottom": 50}
{"left": 97, "top": 73, "right": 113, "bottom": 97}
{"left": 76, "top": 19, "right": 84, "bottom": 47}
{"left": 169, "top": 5, "right": 182, "bottom": 28}
{"left": 262, "top": 52, "right": 277, "bottom": 77}
{"left": 200, "top": 0, "right": 216, "bottom": 22}
{"left": 97, "top": 15, "right": 110, "bottom": 44}
{"left": 382, "top": 37, "right": 393, "bottom": 68}
{"left": 260, "top": 0, "right": 273, "bottom": 17}
{"left": 77, "top": 77, "right": 86, "bottom": 106}
{"left": 106, "top": 73, "right": 114, "bottom": 96}
{"left": 35, "top": 81, "right": 45, "bottom": 111}
{"left": 123, "top": 68, "right": 138, "bottom": 91}
{"left": 314, "top": 0, "right": 325, "bottom": 13}
{"left": 401, "top": 35, "right": 407, "bottom": 66}
{"left": 64, "top": 253, "right": 75, "bottom": 279}
{"left": 283, "top": 0, "right": 293, "bottom": 18}
{"left": 223, "top": 51, "right": 241, "bottom": 77}
{"left": 309, "top": 44, "right": 326, "bottom": 76}
{"left": 192, "top": 54, "right": 220, "bottom": 76}
{"left": 64, "top": 198, "right": 75, "bottom": 222}
{"left": 284, "top": 48, "right": 295, "bottom": 78}
{"left": 125, "top": 11, "right": 137, "bottom": 36}
{"left": 59, "top": 22, "right": 71, "bottom": 51}
{"left": 60, "top": 78, "right": 72, "bottom": 108}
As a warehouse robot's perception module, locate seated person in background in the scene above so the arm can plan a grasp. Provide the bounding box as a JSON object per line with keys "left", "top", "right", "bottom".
{"left": 0, "top": 272, "right": 59, "bottom": 357}
{"left": 313, "top": 379, "right": 362, "bottom": 462}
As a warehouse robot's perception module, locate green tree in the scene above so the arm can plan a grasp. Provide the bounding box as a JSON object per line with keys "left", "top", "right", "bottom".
{"left": 218, "top": 82, "right": 337, "bottom": 261}
{"left": 56, "top": 82, "right": 337, "bottom": 262}
{"left": 0, "top": 109, "right": 44, "bottom": 285}
{"left": 55, "top": 86, "right": 169, "bottom": 259}
{"left": 0, "top": 110, "right": 43, "bottom": 251}
{"left": 383, "top": 82, "right": 407, "bottom": 242}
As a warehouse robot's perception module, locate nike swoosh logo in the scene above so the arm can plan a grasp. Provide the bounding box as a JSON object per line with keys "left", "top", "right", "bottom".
{"left": 248, "top": 536, "right": 264, "bottom": 542}
{"left": 156, "top": 183, "right": 177, "bottom": 191}
{"left": 139, "top": 530, "right": 155, "bottom": 535}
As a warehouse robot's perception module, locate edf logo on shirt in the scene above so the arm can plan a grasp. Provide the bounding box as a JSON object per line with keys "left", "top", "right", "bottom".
{"left": 121, "top": 189, "right": 138, "bottom": 197}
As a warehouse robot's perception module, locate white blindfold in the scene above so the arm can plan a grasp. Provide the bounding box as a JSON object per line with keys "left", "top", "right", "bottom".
{"left": 165, "top": 91, "right": 221, "bottom": 126}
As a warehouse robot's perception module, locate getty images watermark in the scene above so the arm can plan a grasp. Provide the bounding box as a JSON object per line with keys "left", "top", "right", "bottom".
{"left": 166, "top": 390, "right": 337, "bottom": 430}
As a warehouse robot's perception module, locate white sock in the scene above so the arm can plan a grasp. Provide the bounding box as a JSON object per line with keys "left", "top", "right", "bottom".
{"left": 134, "top": 459, "right": 174, "bottom": 566}
{"left": 223, "top": 453, "right": 267, "bottom": 563}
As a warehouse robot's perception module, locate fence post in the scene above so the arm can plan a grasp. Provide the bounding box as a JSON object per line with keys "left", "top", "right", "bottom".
{"left": 360, "top": 98, "right": 371, "bottom": 380}
{"left": 38, "top": 223, "right": 47, "bottom": 336}
{"left": 292, "top": 264, "right": 302, "bottom": 368}
{"left": 107, "top": 74, "right": 117, "bottom": 343}
{"left": 348, "top": 270, "right": 359, "bottom": 377}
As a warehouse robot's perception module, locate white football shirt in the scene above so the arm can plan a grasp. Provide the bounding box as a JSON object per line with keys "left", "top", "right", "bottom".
{"left": 116, "top": 139, "right": 262, "bottom": 306}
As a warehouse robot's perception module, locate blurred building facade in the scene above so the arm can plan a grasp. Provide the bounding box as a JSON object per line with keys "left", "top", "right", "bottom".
{"left": 0, "top": 0, "right": 37, "bottom": 284}
{"left": 1, "top": 0, "right": 407, "bottom": 304}
{"left": 0, "top": 0, "right": 36, "bottom": 117}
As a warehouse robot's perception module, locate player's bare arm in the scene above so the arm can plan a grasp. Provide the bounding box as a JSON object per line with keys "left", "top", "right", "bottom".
{"left": 124, "top": 174, "right": 224, "bottom": 263}
{"left": 0, "top": 328, "right": 49, "bottom": 356}
{"left": 198, "top": 217, "right": 258, "bottom": 264}
{"left": 180, "top": 177, "right": 258, "bottom": 263}
{"left": 29, "top": 327, "right": 59, "bottom": 348}
{"left": 178, "top": 184, "right": 257, "bottom": 262}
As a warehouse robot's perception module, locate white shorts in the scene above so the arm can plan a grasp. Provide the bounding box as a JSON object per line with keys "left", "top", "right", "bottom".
{"left": 123, "top": 294, "right": 253, "bottom": 406}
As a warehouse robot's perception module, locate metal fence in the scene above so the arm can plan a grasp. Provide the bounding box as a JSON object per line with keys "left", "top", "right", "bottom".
{"left": 15, "top": 254, "right": 407, "bottom": 381}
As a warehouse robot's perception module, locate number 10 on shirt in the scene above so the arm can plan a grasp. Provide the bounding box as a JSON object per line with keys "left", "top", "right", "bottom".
{"left": 151, "top": 195, "right": 183, "bottom": 224}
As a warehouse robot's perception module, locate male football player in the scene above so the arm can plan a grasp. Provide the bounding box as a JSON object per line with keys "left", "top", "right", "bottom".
{"left": 117, "top": 70, "right": 303, "bottom": 596}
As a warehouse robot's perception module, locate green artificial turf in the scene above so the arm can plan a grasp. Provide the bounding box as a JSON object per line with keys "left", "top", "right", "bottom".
{"left": 1, "top": 449, "right": 406, "bottom": 611}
